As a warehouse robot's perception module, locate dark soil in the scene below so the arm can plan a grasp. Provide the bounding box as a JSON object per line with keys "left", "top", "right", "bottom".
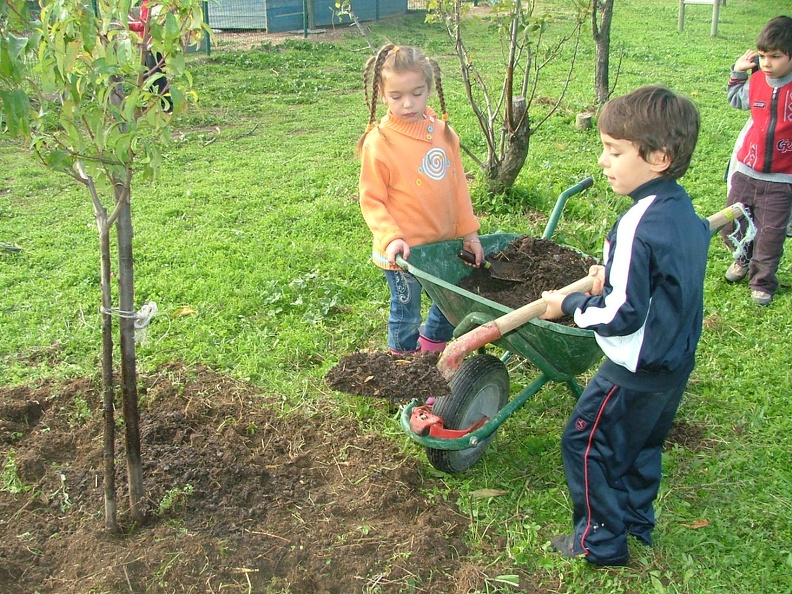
{"left": 0, "top": 362, "right": 541, "bottom": 594}
{"left": 0, "top": 362, "right": 708, "bottom": 593}
{"left": 325, "top": 351, "right": 451, "bottom": 403}
{"left": 459, "top": 236, "right": 599, "bottom": 312}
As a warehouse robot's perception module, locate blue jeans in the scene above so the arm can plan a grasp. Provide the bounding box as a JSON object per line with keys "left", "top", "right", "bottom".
{"left": 383, "top": 269, "right": 454, "bottom": 352}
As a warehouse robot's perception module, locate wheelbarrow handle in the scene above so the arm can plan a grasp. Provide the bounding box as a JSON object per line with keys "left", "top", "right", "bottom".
{"left": 541, "top": 177, "right": 595, "bottom": 240}
{"left": 706, "top": 203, "right": 745, "bottom": 234}
{"left": 438, "top": 275, "right": 594, "bottom": 380}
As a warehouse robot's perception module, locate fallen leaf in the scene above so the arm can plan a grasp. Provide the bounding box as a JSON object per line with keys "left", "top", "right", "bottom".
{"left": 681, "top": 519, "right": 709, "bottom": 529}
{"left": 171, "top": 306, "right": 197, "bottom": 317}
{"left": 470, "top": 488, "right": 508, "bottom": 498}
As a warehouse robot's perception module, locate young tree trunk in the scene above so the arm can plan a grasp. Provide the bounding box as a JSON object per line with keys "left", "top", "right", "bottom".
{"left": 97, "top": 213, "right": 118, "bottom": 534}
{"left": 592, "top": 0, "right": 615, "bottom": 105}
{"left": 115, "top": 193, "right": 145, "bottom": 524}
{"left": 487, "top": 97, "right": 531, "bottom": 194}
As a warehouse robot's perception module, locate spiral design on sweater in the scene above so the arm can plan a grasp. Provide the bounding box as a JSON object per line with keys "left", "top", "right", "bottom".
{"left": 421, "top": 147, "right": 449, "bottom": 181}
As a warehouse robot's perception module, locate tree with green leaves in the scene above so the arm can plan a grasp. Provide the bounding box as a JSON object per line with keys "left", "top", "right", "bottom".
{"left": 0, "top": 0, "right": 208, "bottom": 531}
{"left": 426, "top": 0, "right": 585, "bottom": 195}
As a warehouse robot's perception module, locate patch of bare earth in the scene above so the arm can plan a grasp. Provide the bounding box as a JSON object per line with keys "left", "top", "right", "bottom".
{"left": 0, "top": 362, "right": 561, "bottom": 593}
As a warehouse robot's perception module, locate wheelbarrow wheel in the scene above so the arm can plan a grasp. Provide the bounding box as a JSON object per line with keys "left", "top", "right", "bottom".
{"left": 426, "top": 354, "right": 509, "bottom": 473}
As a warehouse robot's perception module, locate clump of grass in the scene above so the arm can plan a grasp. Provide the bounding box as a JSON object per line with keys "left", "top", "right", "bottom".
{"left": 156, "top": 484, "right": 195, "bottom": 516}
{"left": 1, "top": 452, "right": 30, "bottom": 495}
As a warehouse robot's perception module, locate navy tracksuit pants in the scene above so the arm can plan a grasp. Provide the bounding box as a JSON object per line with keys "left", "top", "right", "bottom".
{"left": 561, "top": 371, "right": 689, "bottom": 565}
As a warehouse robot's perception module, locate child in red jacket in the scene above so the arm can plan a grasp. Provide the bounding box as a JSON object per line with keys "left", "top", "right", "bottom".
{"left": 720, "top": 15, "right": 792, "bottom": 306}
{"left": 128, "top": 0, "right": 173, "bottom": 113}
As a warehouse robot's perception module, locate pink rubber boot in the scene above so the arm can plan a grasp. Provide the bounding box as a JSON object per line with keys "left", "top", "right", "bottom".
{"left": 418, "top": 335, "right": 447, "bottom": 353}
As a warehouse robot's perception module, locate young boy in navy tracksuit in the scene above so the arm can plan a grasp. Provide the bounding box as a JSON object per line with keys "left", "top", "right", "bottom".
{"left": 540, "top": 85, "right": 710, "bottom": 566}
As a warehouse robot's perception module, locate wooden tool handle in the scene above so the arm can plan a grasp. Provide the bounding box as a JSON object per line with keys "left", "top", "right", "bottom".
{"left": 494, "top": 275, "right": 595, "bottom": 335}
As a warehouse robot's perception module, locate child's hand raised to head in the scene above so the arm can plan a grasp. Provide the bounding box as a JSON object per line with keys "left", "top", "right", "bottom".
{"left": 735, "top": 50, "right": 759, "bottom": 72}
{"left": 385, "top": 239, "right": 410, "bottom": 265}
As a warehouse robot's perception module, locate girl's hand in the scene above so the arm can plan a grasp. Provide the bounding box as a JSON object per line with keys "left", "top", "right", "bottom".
{"left": 539, "top": 290, "right": 565, "bottom": 320}
{"left": 386, "top": 239, "right": 410, "bottom": 265}
{"left": 735, "top": 50, "right": 758, "bottom": 73}
{"left": 588, "top": 265, "right": 606, "bottom": 295}
{"left": 461, "top": 235, "right": 485, "bottom": 266}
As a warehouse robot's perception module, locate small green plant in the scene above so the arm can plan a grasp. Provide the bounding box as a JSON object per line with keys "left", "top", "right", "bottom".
{"left": 67, "top": 397, "right": 92, "bottom": 427}
{"left": 1, "top": 451, "right": 30, "bottom": 495}
{"left": 156, "top": 484, "right": 195, "bottom": 516}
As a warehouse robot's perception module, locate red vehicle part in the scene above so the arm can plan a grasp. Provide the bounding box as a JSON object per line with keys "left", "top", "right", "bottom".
{"left": 409, "top": 405, "right": 489, "bottom": 439}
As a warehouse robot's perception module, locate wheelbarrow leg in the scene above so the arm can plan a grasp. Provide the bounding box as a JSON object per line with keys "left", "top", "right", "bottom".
{"left": 565, "top": 378, "right": 585, "bottom": 399}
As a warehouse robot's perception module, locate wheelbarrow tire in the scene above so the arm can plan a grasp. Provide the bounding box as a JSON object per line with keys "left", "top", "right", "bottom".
{"left": 426, "top": 354, "right": 509, "bottom": 473}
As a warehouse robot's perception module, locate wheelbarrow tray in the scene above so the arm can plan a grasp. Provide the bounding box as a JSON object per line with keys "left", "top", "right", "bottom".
{"left": 403, "top": 233, "right": 603, "bottom": 383}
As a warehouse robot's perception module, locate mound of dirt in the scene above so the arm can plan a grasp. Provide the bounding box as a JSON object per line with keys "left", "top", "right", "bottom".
{"left": 460, "top": 236, "right": 599, "bottom": 312}
{"left": 325, "top": 351, "right": 450, "bottom": 403}
{"left": 0, "top": 363, "right": 482, "bottom": 593}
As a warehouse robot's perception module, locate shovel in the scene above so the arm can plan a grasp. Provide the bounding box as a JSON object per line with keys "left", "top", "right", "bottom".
{"left": 457, "top": 248, "right": 525, "bottom": 282}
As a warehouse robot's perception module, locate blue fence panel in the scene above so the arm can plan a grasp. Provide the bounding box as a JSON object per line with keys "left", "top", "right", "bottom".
{"left": 206, "top": 0, "right": 409, "bottom": 34}
{"left": 313, "top": 0, "right": 409, "bottom": 27}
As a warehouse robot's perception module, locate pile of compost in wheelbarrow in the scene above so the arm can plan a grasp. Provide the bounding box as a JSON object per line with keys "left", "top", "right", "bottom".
{"left": 459, "top": 236, "right": 598, "bottom": 311}
{"left": 325, "top": 351, "right": 451, "bottom": 402}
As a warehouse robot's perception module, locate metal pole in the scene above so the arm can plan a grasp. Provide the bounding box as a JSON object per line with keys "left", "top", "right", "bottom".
{"left": 202, "top": 2, "right": 211, "bottom": 56}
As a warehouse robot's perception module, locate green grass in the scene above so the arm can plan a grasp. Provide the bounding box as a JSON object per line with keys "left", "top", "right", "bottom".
{"left": 2, "top": 0, "right": 791, "bottom": 591}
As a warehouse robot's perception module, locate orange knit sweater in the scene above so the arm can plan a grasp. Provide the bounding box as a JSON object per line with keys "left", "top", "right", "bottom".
{"left": 359, "top": 108, "right": 480, "bottom": 270}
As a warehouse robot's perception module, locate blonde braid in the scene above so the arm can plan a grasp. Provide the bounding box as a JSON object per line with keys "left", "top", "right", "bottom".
{"left": 429, "top": 58, "right": 453, "bottom": 140}
{"left": 357, "top": 45, "right": 396, "bottom": 154}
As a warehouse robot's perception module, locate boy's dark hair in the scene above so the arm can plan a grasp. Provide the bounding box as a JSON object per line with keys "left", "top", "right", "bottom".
{"left": 598, "top": 85, "right": 699, "bottom": 180}
{"left": 757, "top": 15, "right": 792, "bottom": 57}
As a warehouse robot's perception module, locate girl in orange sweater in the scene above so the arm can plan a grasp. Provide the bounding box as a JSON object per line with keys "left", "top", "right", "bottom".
{"left": 358, "top": 44, "right": 483, "bottom": 354}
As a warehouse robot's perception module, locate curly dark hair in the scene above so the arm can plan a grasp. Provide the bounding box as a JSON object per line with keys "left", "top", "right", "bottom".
{"left": 757, "top": 15, "right": 792, "bottom": 57}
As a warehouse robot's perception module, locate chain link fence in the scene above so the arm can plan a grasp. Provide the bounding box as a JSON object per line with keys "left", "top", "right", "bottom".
{"left": 205, "top": 0, "right": 433, "bottom": 51}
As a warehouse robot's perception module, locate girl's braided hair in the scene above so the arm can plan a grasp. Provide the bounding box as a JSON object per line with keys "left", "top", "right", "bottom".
{"left": 357, "top": 44, "right": 451, "bottom": 153}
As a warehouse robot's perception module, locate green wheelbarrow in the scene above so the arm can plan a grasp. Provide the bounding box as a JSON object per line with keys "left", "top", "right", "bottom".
{"left": 396, "top": 180, "right": 746, "bottom": 474}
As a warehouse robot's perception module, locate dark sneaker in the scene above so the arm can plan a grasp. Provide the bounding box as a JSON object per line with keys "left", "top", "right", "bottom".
{"left": 751, "top": 290, "right": 772, "bottom": 306}
{"left": 550, "top": 533, "right": 629, "bottom": 567}
{"left": 725, "top": 261, "right": 749, "bottom": 283}
{"left": 550, "top": 533, "right": 583, "bottom": 560}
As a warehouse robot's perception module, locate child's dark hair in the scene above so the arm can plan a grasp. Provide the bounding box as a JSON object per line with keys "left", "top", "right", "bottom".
{"left": 598, "top": 85, "right": 699, "bottom": 180}
{"left": 357, "top": 44, "right": 450, "bottom": 153}
{"left": 757, "top": 15, "right": 792, "bottom": 57}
